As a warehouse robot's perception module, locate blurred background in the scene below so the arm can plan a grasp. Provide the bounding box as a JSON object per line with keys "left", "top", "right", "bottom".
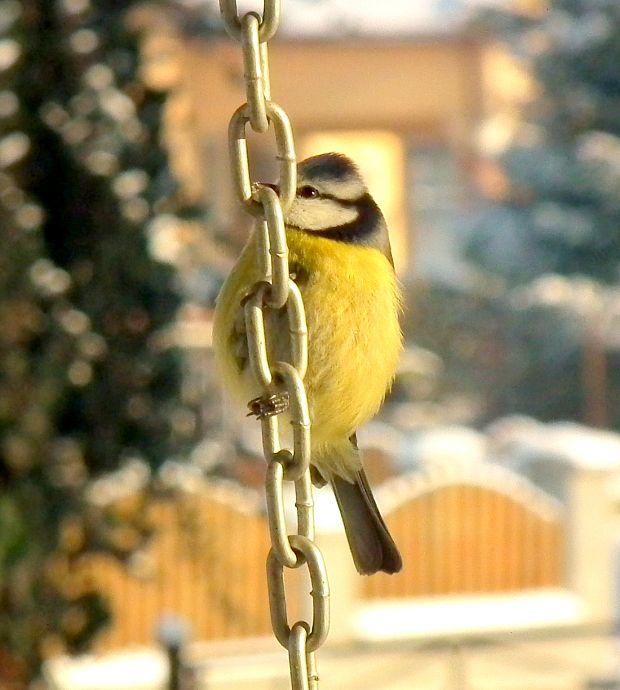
{"left": 3, "top": 0, "right": 620, "bottom": 688}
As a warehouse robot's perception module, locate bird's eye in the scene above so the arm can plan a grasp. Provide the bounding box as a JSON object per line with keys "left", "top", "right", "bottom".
{"left": 298, "top": 186, "right": 319, "bottom": 199}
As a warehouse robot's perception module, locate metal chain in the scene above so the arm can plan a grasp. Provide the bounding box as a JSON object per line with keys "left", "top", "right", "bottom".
{"left": 218, "top": 2, "right": 330, "bottom": 688}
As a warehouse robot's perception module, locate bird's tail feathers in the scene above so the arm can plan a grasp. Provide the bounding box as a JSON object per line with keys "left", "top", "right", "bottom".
{"left": 331, "top": 469, "right": 402, "bottom": 575}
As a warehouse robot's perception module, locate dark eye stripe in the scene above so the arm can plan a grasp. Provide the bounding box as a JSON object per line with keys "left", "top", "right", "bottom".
{"left": 302, "top": 193, "right": 394, "bottom": 265}
{"left": 316, "top": 192, "right": 360, "bottom": 207}
{"left": 296, "top": 189, "right": 362, "bottom": 207}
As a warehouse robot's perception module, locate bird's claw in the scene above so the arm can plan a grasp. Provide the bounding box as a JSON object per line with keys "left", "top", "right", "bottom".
{"left": 247, "top": 392, "right": 290, "bottom": 419}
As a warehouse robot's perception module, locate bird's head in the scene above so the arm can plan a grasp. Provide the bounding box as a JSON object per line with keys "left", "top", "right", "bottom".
{"left": 285, "top": 153, "right": 368, "bottom": 232}
{"left": 262, "top": 152, "right": 392, "bottom": 262}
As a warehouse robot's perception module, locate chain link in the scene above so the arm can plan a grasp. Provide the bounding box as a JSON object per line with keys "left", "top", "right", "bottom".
{"left": 219, "top": 1, "right": 330, "bottom": 687}
{"left": 228, "top": 102, "right": 296, "bottom": 217}
{"left": 255, "top": 186, "right": 289, "bottom": 309}
{"left": 288, "top": 623, "right": 310, "bottom": 690}
{"left": 267, "top": 536, "right": 330, "bottom": 652}
{"left": 240, "top": 12, "right": 269, "bottom": 133}
{"left": 220, "top": 0, "right": 281, "bottom": 42}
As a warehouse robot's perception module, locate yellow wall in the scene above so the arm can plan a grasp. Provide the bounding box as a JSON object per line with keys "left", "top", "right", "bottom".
{"left": 138, "top": 28, "right": 486, "bottom": 274}
{"left": 300, "top": 131, "right": 407, "bottom": 273}
{"left": 180, "top": 38, "right": 483, "bottom": 136}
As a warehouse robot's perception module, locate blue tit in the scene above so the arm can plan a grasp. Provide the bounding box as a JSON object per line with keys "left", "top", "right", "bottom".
{"left": 213, "top": 153, "right": 403, "bottom": 574}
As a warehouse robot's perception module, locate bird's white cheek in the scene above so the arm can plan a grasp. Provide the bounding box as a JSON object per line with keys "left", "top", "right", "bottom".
{"left": 286, "top": 198, "right": 358, "bottom": 231}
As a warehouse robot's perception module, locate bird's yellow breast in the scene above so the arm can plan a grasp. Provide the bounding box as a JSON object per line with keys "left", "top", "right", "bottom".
{"left": 213, "top": 227, "right": 403, "bottom": 446}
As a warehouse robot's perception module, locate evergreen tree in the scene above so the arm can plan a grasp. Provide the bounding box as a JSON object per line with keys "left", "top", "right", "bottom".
{"left": 0, "top": 0, "right": 199, "bottom": 677}
{"left": 410, "top": 0, "right": 620, "bottom": 429}
{"left": 468, "top": 0, "right": 620, "bottom": 284}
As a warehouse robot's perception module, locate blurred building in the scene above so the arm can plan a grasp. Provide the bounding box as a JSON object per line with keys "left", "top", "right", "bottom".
{"left": 136, "top": 0, "right": 524, "bottom": 287}
{"left": 184, "top": 36, "right": 484, "bottom": 277}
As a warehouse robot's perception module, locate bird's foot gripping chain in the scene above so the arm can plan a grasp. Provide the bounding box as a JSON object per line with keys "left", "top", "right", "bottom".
{"left": 247, "top": 392, "right": 290, "bottom": 419}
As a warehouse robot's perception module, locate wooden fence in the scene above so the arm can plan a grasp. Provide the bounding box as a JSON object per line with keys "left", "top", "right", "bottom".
{"left": 87, "top": 482, "right": 273, "bottom": 651}
{"left": 88, "top": 462, "right": 566, "bottom": 650}
{"left": 364, "top": 460, "right": 566, "bottom": 600}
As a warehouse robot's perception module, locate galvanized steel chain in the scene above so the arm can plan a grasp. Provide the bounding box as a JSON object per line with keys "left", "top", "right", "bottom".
{"left": 218, "top": 2, "right": 330, "bottom": 688}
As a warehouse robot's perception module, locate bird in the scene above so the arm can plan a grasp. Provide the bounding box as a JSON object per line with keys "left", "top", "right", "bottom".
{"left": 213, "top": 152, "right": 403, "bottom": 575}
